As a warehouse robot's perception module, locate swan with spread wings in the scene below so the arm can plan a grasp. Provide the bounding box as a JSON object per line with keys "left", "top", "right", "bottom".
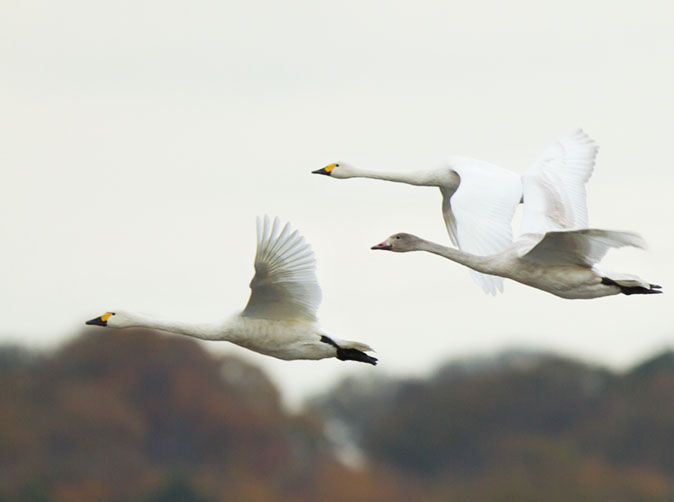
{"left": 86, "top": 216, "right": 377, "bottom": 365}
{"left": 370, "top": 133, "right": 661, "bottom": 299}
{"left": 315, "top": 130, "right": 601, "bottom": 295}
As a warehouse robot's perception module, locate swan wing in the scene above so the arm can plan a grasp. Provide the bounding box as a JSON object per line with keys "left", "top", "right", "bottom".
{"left": 518, "top": 229, "right": 646, "bottom": 266}
{"left": 242, "top": 216, "right": 322, "bottom": 322}
{"left": 519, "top": 130, "right": 598, "bottom": 236}
{"left": 443, "top": 156, "right": 522, "bottom": 295}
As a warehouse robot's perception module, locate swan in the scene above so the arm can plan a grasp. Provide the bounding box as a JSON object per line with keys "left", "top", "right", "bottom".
{"left": 370, "top": 140, "right": 663, "bottom": 299}
{"left": 85, "top": 216, "right": 377, "bottom": 365}
{"left": 371, "top": 231, "right": 662, "bottom": 299}
{"left": 314, "top": 130, "right": 597, "bottom": 295}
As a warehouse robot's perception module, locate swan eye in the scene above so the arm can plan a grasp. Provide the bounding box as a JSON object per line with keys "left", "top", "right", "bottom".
{"left": 395, "top": 236, "right": 400, "bottom": 240}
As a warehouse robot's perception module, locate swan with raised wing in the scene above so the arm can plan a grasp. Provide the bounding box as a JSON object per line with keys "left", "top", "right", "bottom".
{"left": 86, "top": 217, "right": 377, "bottom": 365}
{"left": 370, "top": 138, "right": 661, "bottom": 299}
{"left": 314, "top": 130, "right": 597, "bottom": 295}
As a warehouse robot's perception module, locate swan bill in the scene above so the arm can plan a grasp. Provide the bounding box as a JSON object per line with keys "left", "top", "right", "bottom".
{"left": 85, "top": 316, "right": 107, "bottom": 327}
{"left": 371, "top": 241, "right": 392, "bottom": 250}
{"left": 312, "top": 164, "right": 336, "bottom": 176}
{"left": 85, "top": 312, "right": 114, "bottom": 327}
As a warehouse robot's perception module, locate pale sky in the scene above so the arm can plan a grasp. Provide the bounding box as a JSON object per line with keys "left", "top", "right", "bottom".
{"left": 2, "top": 0, "right": 673, "bottom": 407}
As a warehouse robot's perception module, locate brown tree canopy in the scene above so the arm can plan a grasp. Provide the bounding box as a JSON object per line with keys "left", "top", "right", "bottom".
{"left": 2, "top": 331, "right": 674, "bottom": 501}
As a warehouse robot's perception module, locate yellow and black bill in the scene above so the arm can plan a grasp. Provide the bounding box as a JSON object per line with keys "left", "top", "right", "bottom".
{"left": 312, "top": 163, "right": 337, "bottom": 176}
{"left": 85, "top": 312, "right": 114, "bottom": 327}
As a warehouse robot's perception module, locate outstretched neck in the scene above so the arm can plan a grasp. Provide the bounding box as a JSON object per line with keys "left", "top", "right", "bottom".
{"left": 348, "top": 167, "right": 455, "bottom": 187}
{"left": 126, "top": 314, "right": 227, "bottom": 341}
{"left": 415, "top": 239, "right": 498, "bottom": 275}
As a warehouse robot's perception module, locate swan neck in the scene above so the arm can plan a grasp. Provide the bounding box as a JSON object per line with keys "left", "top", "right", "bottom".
{"left": 416, "top": 239, "right": 494, "bottom": 273}
{"left": 129, "top": 314, "right": 226, "bottom": 341}
{"left": 351, "top": 168, "right": 442, "bottom": 186}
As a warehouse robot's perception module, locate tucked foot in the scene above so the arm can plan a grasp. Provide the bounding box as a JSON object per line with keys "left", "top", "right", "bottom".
{"left": 601, "top": 277, "right": 663, "bottom": 295}
{"left": 320, "top": 335, "right": 378, "bottom": 365}
{"left": 336, "top": 347, "right": 378, "bottom": 365}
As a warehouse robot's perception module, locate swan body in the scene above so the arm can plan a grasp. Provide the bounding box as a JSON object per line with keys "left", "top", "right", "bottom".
{"left": 315, "top": 130, "right": 597, "bottom": 295}
{"left": 372, "top": 223, "right": 661, "bottom": 300}
{"left": 372, "top": 231, "right": 661, "bottom": 299}
{"left": 86, "top": 217, "right": 377, "bottom": 365}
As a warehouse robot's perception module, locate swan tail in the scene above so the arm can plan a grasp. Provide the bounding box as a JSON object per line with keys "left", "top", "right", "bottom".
{"left": 601, "top": 277, "right": 663, "bottom": 295}
{"left": 336, "top": 340, "right": 374, "bottom": 353}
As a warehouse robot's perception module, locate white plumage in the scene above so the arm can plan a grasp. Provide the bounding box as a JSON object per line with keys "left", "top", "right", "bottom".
{"left": 86, "top": 217, "right": 377, "bottom": 365}
{"left": 519, "top": 129, "right": 598, "bottom": 235}
{"left": 444, "top": 157, "right": 522, "bottom": 294}
{"left": 316, "top": 132, "right": 598, "bottom": 295}
{"left": 371, "top": 132, "right": 662, "bottom": 300}
{"left": 242, "top": 216, "right": 322, "bottom": 322}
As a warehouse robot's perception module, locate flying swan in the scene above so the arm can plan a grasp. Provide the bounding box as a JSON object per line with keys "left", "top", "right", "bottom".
{"left": 86, "top": 216, "right": 377, "bottom": 365}
{"left": 314, "top": 130, "right": 598, "bottom": 295}
{"left": 370, "top": 139, "right": 662, "bottom": 299}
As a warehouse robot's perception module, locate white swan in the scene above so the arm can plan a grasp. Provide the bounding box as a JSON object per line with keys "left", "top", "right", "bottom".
{"left": 314, "top": 130, "right": 597, "bottom": 295}
{"left": 85, "top": 216, "right": 377, "bottom": 365}
{"left": 371, "top": 231, "right": 661, "bottom": 299}
{"left": 370, "top": 141, "right": 663, "bottom": 299}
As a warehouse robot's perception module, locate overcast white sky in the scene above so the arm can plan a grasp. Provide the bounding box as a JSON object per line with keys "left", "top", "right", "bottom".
{"left": 2, "top": 0, "right": 672, "bottom": 407}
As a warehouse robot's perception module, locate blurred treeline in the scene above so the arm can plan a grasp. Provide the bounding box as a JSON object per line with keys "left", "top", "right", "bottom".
{"left": 2, "top": 331, "right": 674, "bottom": 501}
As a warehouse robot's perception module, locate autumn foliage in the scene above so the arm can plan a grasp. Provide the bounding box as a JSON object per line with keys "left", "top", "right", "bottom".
{"left": 2, "top": 331, "right": 674, "bottom": 501}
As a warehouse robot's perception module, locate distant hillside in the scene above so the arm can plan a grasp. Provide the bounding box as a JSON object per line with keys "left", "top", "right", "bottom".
{"left": 0, "top": 331, "right": 392, "bottom": 501}
{"left": 2, "top": 331, "right": 674, "bottom": 501}
{"left": 310, "top": 349, "right": 674, "bottom": 501}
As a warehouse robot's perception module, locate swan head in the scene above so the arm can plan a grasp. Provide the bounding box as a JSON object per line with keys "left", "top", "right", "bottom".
{"left": 312, "top": 162, "right": 356, "bottom": 179}
{"left": 85, "top": 310, "right": 136, "bottom": 329}
{"left": 371, "top": 233, "right": 422, "bottom": 252}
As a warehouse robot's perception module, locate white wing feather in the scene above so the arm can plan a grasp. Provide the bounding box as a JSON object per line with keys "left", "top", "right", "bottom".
{"left": 242, "top": 216, "right": 322, "bottom": 321}
{"left": 442, "top": 156, "right": 522, "bottom": 295}
{"left": 518, "top": 229, "right": 646, "bottom": 267}
{"left": 519, "top": 130, "right": 598, "bottom": 236}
